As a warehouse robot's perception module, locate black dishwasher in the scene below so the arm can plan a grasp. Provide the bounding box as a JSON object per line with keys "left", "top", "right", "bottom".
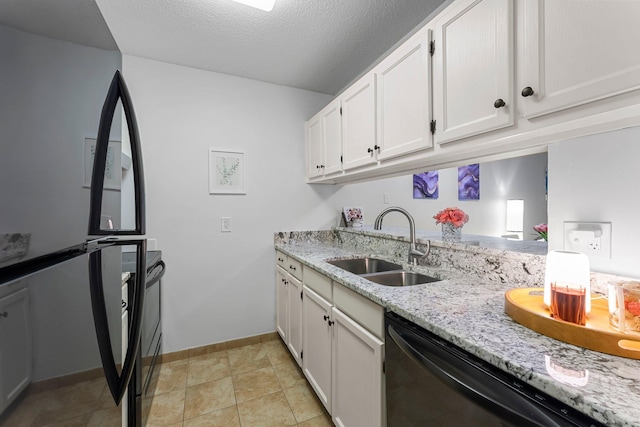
{"left": 385, "top": 312, "right": 604, "bottom": 427}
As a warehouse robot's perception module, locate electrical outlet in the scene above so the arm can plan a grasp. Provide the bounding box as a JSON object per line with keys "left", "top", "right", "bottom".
{"left": 563, "top": 221, "right": 611, "bottom": 260}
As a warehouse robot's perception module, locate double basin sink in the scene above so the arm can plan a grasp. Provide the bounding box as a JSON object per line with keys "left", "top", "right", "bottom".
{"left": 326, "top": 257, "right": 440, "bottom": 287}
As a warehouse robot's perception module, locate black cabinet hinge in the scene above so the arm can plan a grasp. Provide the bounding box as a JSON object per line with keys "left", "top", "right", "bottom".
{"left": 429, "top": 40, "right": 435, "bottom": 56}
{"left": 301, "top": 351, "right": 303, "bottom": 360}
{"left": 300, "top": 291, "right": 303, "bottom": 300}
{"left": 430, "top": 120, "right": 436, "bottom": 134}
{"left": 340, "top": 155, "right": 343, "bottom": 163}
{"left": 340, "top": 107, "right": 342, "bottom": 115}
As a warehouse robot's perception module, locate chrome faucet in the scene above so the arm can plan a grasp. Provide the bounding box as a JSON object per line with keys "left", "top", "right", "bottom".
{"left": 374, "top": 206, "right": 430, "bottom": 265}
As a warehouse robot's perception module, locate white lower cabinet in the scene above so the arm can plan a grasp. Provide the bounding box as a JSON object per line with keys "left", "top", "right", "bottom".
{"left": 286, "top": 275, "right": 303, "bottom": 365}
{"left": 0, "top": 288, "right": 32, "bottom": 415}
{"left": 300, "top": 267, "right": 385, "bottom": 427}
{"left": 302, "top": 286, "right": 333, "bottom": 411}
{"left": 276, "top": 260, "right": 303, "bottom": 367}
{"left": 331, "top": 307, "right": 383, "bottom": 427}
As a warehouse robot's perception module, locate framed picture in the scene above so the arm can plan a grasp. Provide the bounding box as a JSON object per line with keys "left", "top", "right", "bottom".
{"left": 458, "top": 163, "right": 480, "bottom": 200}
{"left": 413, "top": 171, "right": 439, "bottom": 199}
{"left": 84, "top": 138, "right": 121, "bottom": 190}
{"left": 209, "top": 149, "right": 246, "bottom": 194}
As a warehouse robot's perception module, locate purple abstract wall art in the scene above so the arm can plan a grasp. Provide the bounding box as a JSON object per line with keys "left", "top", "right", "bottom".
{"left": 413, "top": 171, "right": 439, "bottom": 199}
{"left": 458, "top": 164, "right": 480, "bottom": 200}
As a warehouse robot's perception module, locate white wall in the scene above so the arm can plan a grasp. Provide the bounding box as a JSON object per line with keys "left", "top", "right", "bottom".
{"left": 121, "top": 55, "right": 335, "bottom": 352}
{"left": 548, "top": 126, "right": 640, "bottom": 277}
{"left": 332, "top": 153, "right": 548, "bottom": 239}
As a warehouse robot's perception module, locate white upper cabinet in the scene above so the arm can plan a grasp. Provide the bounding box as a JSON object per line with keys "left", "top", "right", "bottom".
{"left": 306, "top": 114, "right": 323, "bottom": 179}
{"left": 306, "top": 99, "right": 342, "bottom": 179}
{"left": 341, "top": 74, "right": 377, "bottom": 171}
{"left": 433, "top": 0, "right": 514, "bottom": 144}
{"left": 375, "top": 27, "right": 432, "bottom": 161}
{"left": 522, "top": 0, "right": 640, "bottom": 118}
{"left": 322, "top": 102, "right": 342, "bottom": 175}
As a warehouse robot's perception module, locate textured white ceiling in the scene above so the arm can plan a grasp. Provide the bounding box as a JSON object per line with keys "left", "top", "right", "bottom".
{"left": 1, "top": 0, "right": 448, "bottom": 95}
{"left": 95, "top": 0, "right": 447, "bottom": 95}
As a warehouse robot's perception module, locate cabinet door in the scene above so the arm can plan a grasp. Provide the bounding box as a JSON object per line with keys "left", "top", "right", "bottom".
{"left": 433, "top": 0, "right": 514, "bottom": 144}
{"left": 522, "top": 0, "right": 640, "bottom": 118}
{"left": 322, "top": 100, "right": 342, "bottom": 176}
{"left": 331, "top": 307, "right": 383, "bottom": 427}
{"left": 0, "top": 288, "right": 32, "bottom": 412}
{"left": 286, "top": 276, "right": 303, "bottom": 367}
{"left": 302, "top": 286, "right": 332, "bottom": 412}
{"left": 376, "top": 28, "right": 432, "bottom": 161}
{"left": 306, "top": 113, "right": 324, "bottom": 178}
{"left": 276, "top": 267, "right": 288, "bottom": 341}
{"left": 341, "top": 73, "right": 377, "bottom": 171}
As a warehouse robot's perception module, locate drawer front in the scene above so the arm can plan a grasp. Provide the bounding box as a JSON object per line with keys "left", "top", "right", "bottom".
{"left": 333, "top": 282, "right": 384, "bottom": 339}
{"left": 303, "top": 267, "right": 332, "bottom": 302}
{"left": 276, "top": 251, "right": 287, "bottom": 269}
{"left": 287, "top": 257, "right": 303, "bottom": 281}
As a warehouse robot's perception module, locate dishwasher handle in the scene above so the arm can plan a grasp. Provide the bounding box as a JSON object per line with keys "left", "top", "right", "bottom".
{"left": 387, "top": 324, "right": 569, "bottom": 427}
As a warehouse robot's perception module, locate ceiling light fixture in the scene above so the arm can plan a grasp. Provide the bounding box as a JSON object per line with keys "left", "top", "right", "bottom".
{"left": 230, "top": 0, "right": 276, "bottom": 11}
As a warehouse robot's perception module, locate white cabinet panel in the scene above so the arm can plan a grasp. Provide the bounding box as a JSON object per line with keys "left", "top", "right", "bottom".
{"left": 376, "top": 28, "right": 432, "bottom": 161}
{"left": 522, "top": 0, "right": 640, "bottom": 118}
{"left": 276, "top": 267, "right": 288, "bottom": 341}
{"left": 302, "top": 286, "right": 332, "bottom": 412}
{"left": 331, "top": 307, "right": 383, "bottom": 427}
{"left": 306, "top": 114, "right": 323, "bottom": 178}
{"left": 286, "top": 276, "right": 303, "bottom": 366}
{"left": 341, "top": 74, "right": 377, "bottom": 170}
{"left": 322, "top": 102, "right": 342, "bottom": 175}
{"left": 433, "top": 0, "right": 514, "bottom": 144}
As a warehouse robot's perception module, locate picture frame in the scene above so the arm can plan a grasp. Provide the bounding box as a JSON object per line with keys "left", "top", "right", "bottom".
{"left": 84, "top": 138, "right": 121, "bottom": 190}
{"left": 209, "top": 149, "right": 246, "bottom": 194}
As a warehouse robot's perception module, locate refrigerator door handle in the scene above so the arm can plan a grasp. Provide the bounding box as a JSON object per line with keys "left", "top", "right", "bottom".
{"left": 89, "top": 70, "right": 146, "bottom": 236}
{"left": 88, "top": 242, "right": 147, "bottom": 405}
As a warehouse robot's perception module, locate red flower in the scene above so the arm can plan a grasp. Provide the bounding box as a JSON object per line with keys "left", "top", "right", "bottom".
{"left": 627, "top": 301, "right": 640, "bottom": 317}
{"left": 433, "top": 207, "right": 469, "bottom": 228}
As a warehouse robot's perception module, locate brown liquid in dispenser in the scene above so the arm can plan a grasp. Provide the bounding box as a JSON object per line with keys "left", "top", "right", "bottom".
{"left": 551, "top": 283, "right": 586, "bottom": 325}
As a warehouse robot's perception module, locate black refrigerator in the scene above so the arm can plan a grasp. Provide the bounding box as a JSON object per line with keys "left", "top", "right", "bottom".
{"left": 0, "top": 53, "right": 149, "bottom": 426}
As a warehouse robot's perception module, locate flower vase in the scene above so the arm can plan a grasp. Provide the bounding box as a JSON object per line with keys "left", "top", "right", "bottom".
{"left": 442, "top": 222, "right": 462, "bottom": 242}
{"left": 351, "top": 219, "right": 363, "bottom": 228}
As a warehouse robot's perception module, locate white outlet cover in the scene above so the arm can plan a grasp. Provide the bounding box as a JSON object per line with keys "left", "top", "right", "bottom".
{"left": 563, "top": 221, "right": 612, "bottom": 260}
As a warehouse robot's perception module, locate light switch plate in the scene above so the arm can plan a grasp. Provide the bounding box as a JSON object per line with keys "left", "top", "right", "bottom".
{"left": 221, "top": 217, "right": 232, "bottom": 232}
{"left": 563, "top": 221, "right": 611, "bottom": 260}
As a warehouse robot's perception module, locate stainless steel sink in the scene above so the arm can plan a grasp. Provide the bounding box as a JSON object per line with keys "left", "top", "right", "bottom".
{"left": 361, "top": 270, "right": 441, "bottom": 286}
{"left": 326, "top": 257, "right": 402, "bottom": 275}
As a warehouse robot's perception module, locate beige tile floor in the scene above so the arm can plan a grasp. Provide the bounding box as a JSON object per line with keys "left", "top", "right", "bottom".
{"left": 143, "top": 338, "right": 333, "bottom": 427}
{"left": 0, "top": 337, "right": 333, "bottom": 427}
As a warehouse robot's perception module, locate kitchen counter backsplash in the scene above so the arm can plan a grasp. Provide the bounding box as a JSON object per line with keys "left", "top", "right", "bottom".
{"left": 276, "top": 226, "right": 547, "bottom": 288}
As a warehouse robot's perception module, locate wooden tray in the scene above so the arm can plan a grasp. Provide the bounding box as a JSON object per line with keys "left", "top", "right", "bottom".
{"left": 505, "top": 288, "right": 640, "bottom": 359}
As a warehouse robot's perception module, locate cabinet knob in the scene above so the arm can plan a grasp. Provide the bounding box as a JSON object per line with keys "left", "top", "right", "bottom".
{"left": 521, "top": 87, "right": 535, "bottom": 97}
{"left": 367, "top": 147, "right": 373, "bottom": 153}
{"left": 0, "top": 312, "right": 7, "bottom": 318}
{"left": 323, "top": 315, "right": 329, "bottom": 321}
{"left": 320, "top": 165, "right": 325, "bottom": 168}
{"left": 374, "top": 145, "right": 380, "bottom": 151}
{"left": 316, "top": 165, "right": 320, "bottom": 169}
{"left": 328, "top": 320, "right": 334, "bottom": 326}
{"left": 494, "top": 98, "right": 506, "bottom": 108}
{"left": 289, "top": 265, "right": 296, "bottom": 271}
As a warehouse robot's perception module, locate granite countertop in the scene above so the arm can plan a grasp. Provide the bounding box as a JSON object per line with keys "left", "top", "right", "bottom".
{"left": 275, "top": 229, "right": 640, "bottom": 427}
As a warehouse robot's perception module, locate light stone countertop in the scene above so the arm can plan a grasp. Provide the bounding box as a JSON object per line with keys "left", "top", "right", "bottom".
{"left": 275, "top": 229, "right": 640, "bottom": 427}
